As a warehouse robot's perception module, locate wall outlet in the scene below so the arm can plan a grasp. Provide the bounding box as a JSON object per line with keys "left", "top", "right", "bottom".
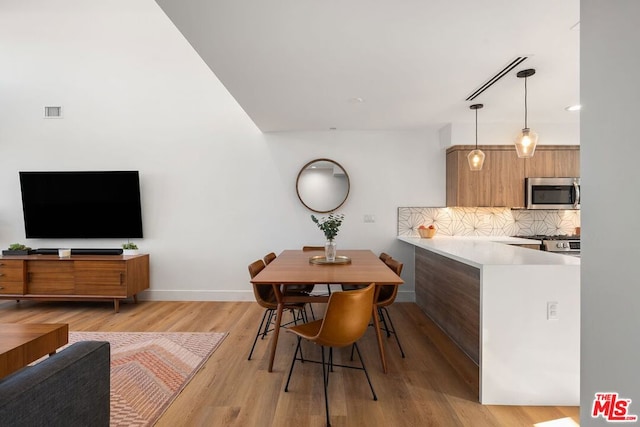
{"left": 547, "top": 301, "right": 559, "bottom": 320}
{"left": 363, "top": 214, "right": 376, "bottom": 223}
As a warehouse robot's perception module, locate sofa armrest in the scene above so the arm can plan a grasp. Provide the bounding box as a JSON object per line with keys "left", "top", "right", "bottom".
{"left": 0, "top": 340, "right": 110, "bottom": 427}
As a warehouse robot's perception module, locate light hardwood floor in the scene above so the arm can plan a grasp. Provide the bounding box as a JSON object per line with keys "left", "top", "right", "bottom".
{"left": 0, "top": 299, "right": 580, "bottom": 427}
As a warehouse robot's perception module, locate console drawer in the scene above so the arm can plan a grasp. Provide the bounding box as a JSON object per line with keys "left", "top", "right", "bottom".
{"left": 0, "top": 260, "right": 25, "bottom": 282}
{"left": 0, "top": 282, "right": 24, "bottom": 294}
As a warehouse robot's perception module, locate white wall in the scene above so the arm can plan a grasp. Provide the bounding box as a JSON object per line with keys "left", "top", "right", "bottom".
{"left": 0, "top": 0, "right": 443, "bottom": 301}
{"left": 581, "top": 1, "right": 640, "bottom": 425}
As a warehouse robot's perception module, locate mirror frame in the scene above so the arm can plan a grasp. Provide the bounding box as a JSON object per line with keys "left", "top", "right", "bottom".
{"left": 295, "top": 158, "right": 350, "bottom": 213}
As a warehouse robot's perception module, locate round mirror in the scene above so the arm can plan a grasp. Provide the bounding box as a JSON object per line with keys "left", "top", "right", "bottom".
{"left": 296, "top": 159, "right": 350, "bottom": 213}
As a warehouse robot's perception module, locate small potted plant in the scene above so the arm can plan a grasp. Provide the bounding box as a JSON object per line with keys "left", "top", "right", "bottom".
{"left": 121, "top": 242, "right": 139, "bottom": 256}
{"left": 2, "top": 243, "right": 34, "bottom": 256}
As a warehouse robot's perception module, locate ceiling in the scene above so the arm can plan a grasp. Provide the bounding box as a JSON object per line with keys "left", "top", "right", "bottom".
{"left": 155, "top": 0, "right": 580, "bottom": 133}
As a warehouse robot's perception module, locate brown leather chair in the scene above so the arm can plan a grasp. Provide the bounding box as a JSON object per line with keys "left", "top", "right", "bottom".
{"left": 263, "top": 252, "right": 277, "bottom": 265}
{"left": 284, "top": 284, "right": 377, "bottom": 426}
{"left": 377, "top": 258, "right": 405, "bottom": 358}
{"left": 342, "top": 252, "right": 392, "bottom": 292}
{"left": 247, "top": 259, "right": 307, "bottom": 360}
{"left": 298, "top": 246, "right": 331, "bottom": 296}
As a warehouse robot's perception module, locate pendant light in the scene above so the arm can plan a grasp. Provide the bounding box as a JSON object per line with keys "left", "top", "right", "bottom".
{"left": 514, "top": 68, "right": 538, "bottom": 158}
{"left": 467, "top": 103, "right": 485, "bottom": 171}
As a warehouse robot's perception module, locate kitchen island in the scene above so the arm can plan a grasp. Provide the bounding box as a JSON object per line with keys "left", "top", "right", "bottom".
{"left": 398, "top": 235, "right": 579, "bottom": 406}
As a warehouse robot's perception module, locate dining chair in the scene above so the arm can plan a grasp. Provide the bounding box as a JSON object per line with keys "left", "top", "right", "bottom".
{"left": 301, "top": 246, "right": 332, "bottom": 295}
{"left": 341, "top": 252, "right": 392, "bottom": 292}
{"left": 263, "top": 251, "right": 317, "bottom": 320}
{"left": 377, "top": 258, "right": 405, "bottom": 358}
{"left": 284, "top": 283, "right": 377, "bottom": 427}
{"left": 263, "top": 252, "right": 277, "bottom": 265}
{"left": 247, "top": 259, "right": 307, "bottom": 360}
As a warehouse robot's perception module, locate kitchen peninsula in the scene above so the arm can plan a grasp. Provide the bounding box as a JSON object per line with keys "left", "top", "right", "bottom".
{"left": 398, "top": 235, "right": 579, "bottom": 406}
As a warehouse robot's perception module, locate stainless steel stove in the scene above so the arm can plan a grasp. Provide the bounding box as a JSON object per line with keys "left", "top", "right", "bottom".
{"left": 517, "top": 235, "right": 581, "bottom": 257}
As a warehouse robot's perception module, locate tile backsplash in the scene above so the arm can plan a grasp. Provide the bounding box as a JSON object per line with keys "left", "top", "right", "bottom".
{"left": 398, "top": 207, "right": 580, "bottom": 237}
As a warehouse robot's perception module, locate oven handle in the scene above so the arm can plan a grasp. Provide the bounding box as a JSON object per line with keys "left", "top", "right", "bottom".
{"left": 573, "top": 181, "right": 580, "bottom": 208}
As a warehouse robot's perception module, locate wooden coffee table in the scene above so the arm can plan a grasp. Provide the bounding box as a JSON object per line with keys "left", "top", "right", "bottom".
{"left": 0, "top": 323, "right": 69, "bottom": 379}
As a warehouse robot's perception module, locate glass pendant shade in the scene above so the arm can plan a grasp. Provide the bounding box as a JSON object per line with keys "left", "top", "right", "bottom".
{"left": 514, "top": 127, "right": 538, "bottom": 158}
{"left": 468, "top": 103, "right": 485, "bottom": 170}
{"left": 467, "top": 149, "right": 485, "bottom": 171}
{"left": 514, "top": 69, "right": 537, "bottom": 158}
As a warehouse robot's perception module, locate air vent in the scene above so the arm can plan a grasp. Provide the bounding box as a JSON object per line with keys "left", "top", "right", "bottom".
{"left": 465, "top": 57, "right": 528, "bottom": 101}
{"left": 44, "top": 106, "right": 62, "bottom": 118}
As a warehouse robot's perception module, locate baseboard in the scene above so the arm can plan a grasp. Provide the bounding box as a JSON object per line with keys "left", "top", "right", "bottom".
{"left": 138, "top": 289, "right": 416, "bottom": 302}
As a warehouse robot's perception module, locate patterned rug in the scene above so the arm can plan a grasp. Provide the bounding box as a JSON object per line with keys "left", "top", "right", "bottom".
{"left": 67, "top": 331, "right": 227, "bottom": 427}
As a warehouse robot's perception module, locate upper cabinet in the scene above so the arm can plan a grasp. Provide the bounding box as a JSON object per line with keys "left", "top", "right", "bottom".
{"left": 524, "top": 146, "right": 580, "bottom": 178}
{"left": 446, "top": 145, "right": 580, "bottom": 207}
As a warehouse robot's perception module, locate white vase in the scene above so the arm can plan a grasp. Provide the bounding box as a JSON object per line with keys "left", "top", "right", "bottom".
{"left": 122, "top": 249, "right": 139, "bottom": 256}
{"left": 325, "top": 240, "right": 336, "bottom": 262}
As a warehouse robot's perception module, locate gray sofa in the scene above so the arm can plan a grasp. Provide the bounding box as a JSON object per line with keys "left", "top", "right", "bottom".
{"left": 0, "top": 340, "right": 110, "bottom": 427}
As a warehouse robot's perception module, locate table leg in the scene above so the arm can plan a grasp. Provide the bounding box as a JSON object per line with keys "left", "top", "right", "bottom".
{"left": 372, "top": 289, "right": 388, "bottom": 373}
{"left": 268, "top": 283, "right": 285, "bottom": 373}
{"left": 268, "top": 302, "right": 284, "bottom": 372}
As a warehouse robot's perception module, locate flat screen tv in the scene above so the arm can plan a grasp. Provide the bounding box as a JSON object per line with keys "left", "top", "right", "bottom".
{"left": 19, "top": 171, "right": 143, "bottom": 239}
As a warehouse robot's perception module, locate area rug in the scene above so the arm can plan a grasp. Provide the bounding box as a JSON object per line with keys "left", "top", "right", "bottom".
{"left": 67, "top": 331, "right": 227, "bottom": 427}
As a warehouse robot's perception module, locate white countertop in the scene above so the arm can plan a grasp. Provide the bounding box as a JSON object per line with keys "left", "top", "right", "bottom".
{"left": 398, "top": 235, "right": 580, "bottom": 268}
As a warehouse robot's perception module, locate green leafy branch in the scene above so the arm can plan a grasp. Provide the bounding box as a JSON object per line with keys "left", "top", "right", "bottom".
{"left": 311, "top": 213, "right": 344, "bottom": 241}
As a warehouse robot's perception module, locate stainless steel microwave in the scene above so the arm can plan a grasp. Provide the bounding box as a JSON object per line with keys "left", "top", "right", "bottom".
{"left": 525, "top": 177, "right": 580, "bottom": 209}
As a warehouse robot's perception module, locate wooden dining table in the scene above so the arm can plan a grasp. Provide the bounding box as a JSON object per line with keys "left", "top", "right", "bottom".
{"left": 250, "top": 249, "right": 404, "bottom": 373}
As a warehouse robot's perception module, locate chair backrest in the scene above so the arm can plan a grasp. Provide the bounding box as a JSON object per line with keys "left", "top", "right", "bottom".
{"left": 302, "top": 246, "right": 324, "bottom": 251}
{"left": 313, "top": 283, "right": 375, "bottom": 347}
{"left": 379, "top": 252, "right": 392, "bottom": 262}
{"left": 384, "top": 258, "right": 403, "bottom": 276}
{"left": 263, "top": 252, "right": 277, "bottom": 265}
{"left": 248, "top": 259, "right": 276, "bottom": 308}
{"left": 377, "top": 258, "right": 403, "bottom": 305}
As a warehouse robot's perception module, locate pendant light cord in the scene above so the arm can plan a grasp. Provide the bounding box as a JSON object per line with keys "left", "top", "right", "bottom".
{"left": 475, "top": 108, "right": 479, "bottom": 149}
{"left": 524, "top": 76, "right": 528, "bottom": 129}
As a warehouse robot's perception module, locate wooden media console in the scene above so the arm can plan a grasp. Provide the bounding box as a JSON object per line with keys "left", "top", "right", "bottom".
{"left": 0, "top": 254, "right": 149, "bottom": 312}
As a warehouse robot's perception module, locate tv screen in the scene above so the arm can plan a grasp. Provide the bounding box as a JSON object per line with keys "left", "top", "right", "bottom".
{"left": 19, "top": 171, "right": 143, "bottom": 239}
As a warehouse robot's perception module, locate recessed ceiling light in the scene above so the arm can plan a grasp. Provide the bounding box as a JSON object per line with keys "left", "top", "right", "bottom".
{"left": 347, "top": 97, "right": 364, "bottom": 103}
{"left": 565, "top": 105, "right": 582, "bottom": 111}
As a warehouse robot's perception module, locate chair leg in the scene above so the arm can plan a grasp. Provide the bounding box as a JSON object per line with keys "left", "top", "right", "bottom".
{"left": 262, "top": 310, "right": 274, "bottom": 339}
{"left": 284, "top": 337, "right": 303, "bottom": 392}
{"left": 309, "top": 303, "right": 316, "bottom": 320}
{"left": 248, "top": 309, "right": 271, "bottom": 360}
{"left": 321, "top": 346, "right": 331, "bottom": 427}
{"left": 353, "top": 342, "right": 378, "bottom": 401}
{"left": 382, "top": 306, "right": 406, "bottom": 358}
{"left": 378, "top": 307, "right": 391, "bottom": 338}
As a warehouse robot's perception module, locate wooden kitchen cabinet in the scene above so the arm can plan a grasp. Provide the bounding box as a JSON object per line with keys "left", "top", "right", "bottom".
{"left": 524, "top": 145, "right": 580, "bottom": 177}
{"left": 447, "top": 145, "right": 524, "bottom": 207}
{"left": 0, "top": 254, "right": 149, "bottom": 312}
{"left": 446, "top": 145, "right": 579, "bottom": 207}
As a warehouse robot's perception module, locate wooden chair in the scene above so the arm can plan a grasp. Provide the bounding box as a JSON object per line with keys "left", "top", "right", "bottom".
{"left": 284, "top": 284, "right": 377, "bottom": 427}
{"left": 247, "top": 259, "right": 307, "bottom": 360}
{"left": 377, "top": 258, "right": 405, "bottom": 358}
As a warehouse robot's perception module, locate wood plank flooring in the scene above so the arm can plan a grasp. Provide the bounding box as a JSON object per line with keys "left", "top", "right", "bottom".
{"left": 0, "top": 299, "right": 579, "bottom": 427}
